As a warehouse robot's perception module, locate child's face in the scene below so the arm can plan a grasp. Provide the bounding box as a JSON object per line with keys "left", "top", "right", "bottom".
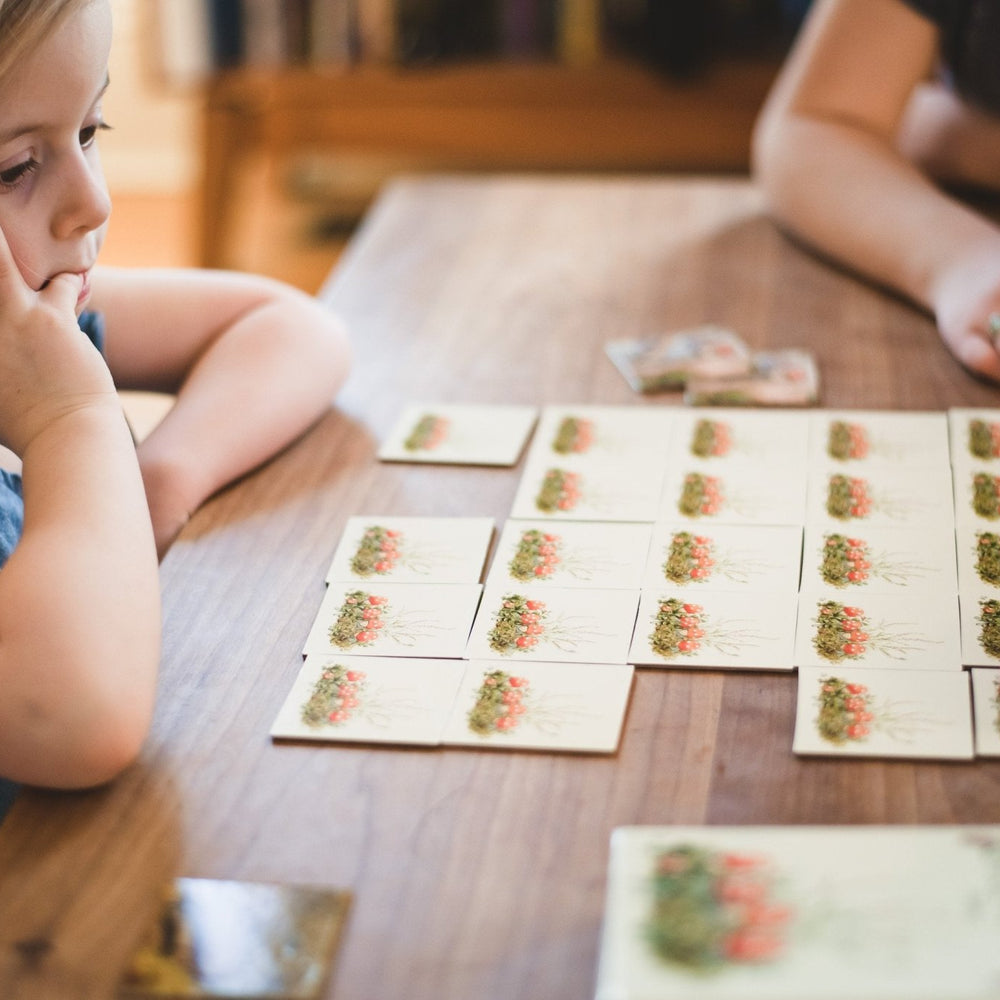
{"left": 0, "top": 0, "right": 113, "bottom": 312}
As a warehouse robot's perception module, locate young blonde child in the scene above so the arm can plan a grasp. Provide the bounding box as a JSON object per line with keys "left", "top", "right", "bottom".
{"left": 753, "top": 0, "right": 1000, "bottom": 382}
{"left": 0, "top": 0, "right": 351, "bottom": 802}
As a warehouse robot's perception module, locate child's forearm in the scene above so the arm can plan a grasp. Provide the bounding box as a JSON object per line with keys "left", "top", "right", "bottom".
{"left": 135, "top": 294, "right": 351, "bottom": 556}
{"left": 753, "top": 112, "right": 1000, "bottom": 312}
{"left": 0, "top": 402, "right": 160, "bottom": 788}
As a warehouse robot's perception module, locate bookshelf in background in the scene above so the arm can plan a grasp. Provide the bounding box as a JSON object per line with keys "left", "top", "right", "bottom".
{"left": 149, "top": 1, "right": 809, "bottom": 268}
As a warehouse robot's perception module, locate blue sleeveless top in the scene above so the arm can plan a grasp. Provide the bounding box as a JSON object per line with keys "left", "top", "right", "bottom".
{"left": 0, "top": 311, "right": 105, "bottom": 820}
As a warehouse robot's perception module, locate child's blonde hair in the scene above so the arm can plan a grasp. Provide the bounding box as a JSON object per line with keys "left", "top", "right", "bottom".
{"left": 0, "top": 0, "right": 87, "bottom": 83}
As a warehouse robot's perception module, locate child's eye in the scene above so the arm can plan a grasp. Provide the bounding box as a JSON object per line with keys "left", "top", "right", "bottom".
{"left": 0, "top": 158, "right": 38, "bottom": 191}
{"left": 80, "top": 121, "right": 112, "bottom": 149}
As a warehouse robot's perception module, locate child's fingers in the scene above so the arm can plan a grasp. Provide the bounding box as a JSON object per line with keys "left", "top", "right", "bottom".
{"left": 40, "top": 270, "right": 85, "bottom": 313}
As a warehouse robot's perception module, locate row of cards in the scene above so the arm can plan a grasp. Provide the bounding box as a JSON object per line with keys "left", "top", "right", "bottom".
{"left": 596, "top": 824, "right": 1000, "bottom": 1000}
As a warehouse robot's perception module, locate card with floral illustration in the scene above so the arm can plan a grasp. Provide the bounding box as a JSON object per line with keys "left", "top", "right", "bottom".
{"left": 643, "top": 522, "right": 802, "bottom": 596}
{"left": 464, "top": 586, "right": 640, "bottom": 664}
{"left": 958, "top": 592, "right": 1000, "bottom": 666}
{"left": 596, "top": 824, "right": 1000, "bottom": 1000}
{"left": 118, "top": 876, "right": 350, "bottom": 1000}
{"left": 303, "top": 582, "right": 482, "bottom": 659}
{"left": 376, "top": 403, "right": 537, "bottom": 465}
{"left": 487, "top": 519, "right": 653, "bottom": 590}
{"left": 510, "top": 453, "right": 666, "bottom": 523}
{"left": 970, "top": 668, "right": 1000, "bottom": 757}
{"left": 525, "top": 404, "right": 674, "bottom": 466}
{"left": 949, "top": 408, "right": 1000, "bottom": 473}
{"left": 951, "top": 466, "right": 1000, "bottom": 527}
{"left": 805, "top": 463, "right": 955, "bottom": 529}
{"left": 795, "top": 590, "right": 961, "bottom": 671}
{"left": 324, "top": 516, "right": 494, "bottom": 584}
{"left": 270, "top": 655, "right": 465, "bottom": 746}
{"left": 793, "top": 665, "right": 973, "bottom": 759}
{"left": 801, "top": 524, "right": 958, "bottom": 595}
{"left": 955, "top": 526, "right": 1000, "bottom": 596}
{"left": 440, "top": 659, "right": 633, "bottom": 752}
{"left": 628, "top": 589, "right": 797, "bottom": 670}
{"left": 658, "top": 462, "right": 807, "bottom": 527}
{"left": 809, "top": 409, "right": 950, "bottom": 468}
{"left": 666, "top": 409, "right": 810, "bottom": 470}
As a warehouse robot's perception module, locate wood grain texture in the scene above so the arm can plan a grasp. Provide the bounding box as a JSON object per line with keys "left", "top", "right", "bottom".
{"left": 3, "top": 176, "right": 1000, "bottom": 1000}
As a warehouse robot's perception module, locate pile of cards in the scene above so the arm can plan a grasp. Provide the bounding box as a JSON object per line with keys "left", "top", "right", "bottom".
{"left": 271, "top": 403, "right": 1000, "bottom": 763}
{"left": 603, "top": 324, "right": 820, "bottom": 406}
{"left": 596, "top": 824, "right": 1000, "bottom": 1000}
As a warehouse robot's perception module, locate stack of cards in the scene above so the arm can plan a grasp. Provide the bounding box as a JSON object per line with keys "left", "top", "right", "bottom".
{"left": 596, "top": 824, "right": 1000, "bottom": 1000}
{"left": 272, "top": 403, "right": 1000, "bottom": 763}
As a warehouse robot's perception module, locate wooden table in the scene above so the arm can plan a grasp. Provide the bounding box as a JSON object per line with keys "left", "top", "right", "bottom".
{"left": 3, "top": 176, "right": 1000, "bottom": 1000}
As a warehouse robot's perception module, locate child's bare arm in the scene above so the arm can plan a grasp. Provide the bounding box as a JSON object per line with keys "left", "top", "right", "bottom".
{"left": 753, "top": 0, "right": 1000, "bottom": 381}
{"left": 0, "top": 238, "right": 160, "bottom": 789}
{"left": 92, "top": 266, "right": 352, "bottom": 557}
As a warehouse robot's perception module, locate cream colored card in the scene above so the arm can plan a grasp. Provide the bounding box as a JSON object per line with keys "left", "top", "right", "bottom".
{"left": 270, "top": 655, "right": 465, "bottom": 746}
{"left": 805, "top": 463, "right": 955, "bottom": 529}
{"left": 525, "top": 404, "right": 674, "bottom": 465}
{"left": 949, "top": 407, "right": 1000, "bottom": 473}
{"left": 510, "top": 453, "right": 666, "bottom": 522}
{"left": 324, "top": 516, "right": 494, "bottom": 584}
{"left": 628, "top": 590, "right": 797, "bottom": 670}
{"left": 487, "top": 519, "right": 653, "bottom": 590}
{"left": 959, "top": 592, "right": 1000, "bottom": 667}
{"left": 303, "top": 582, "right": 482, "bottom": 659}
{"left": 659, "top": 462, "right": 807, "bottom": 527}
{"left": 793, "top": 665, "right": 973, "bottom": 760}
{"left": 971, "top": 667, "right": 1000, "bottom": 756}
{"left": 810, "top": 409, "right": 950, "bottom": 467}
{"left": 377, "top": 403, "right": 537, "bottom": 465}
{"left": 795, "top": 590, "right": 962, "bottom": 670}
{"left": 465, "top": 586, "right": 640, "bottom": 664}
{"left": 643, "top": 522, "right": 802, "bottom": 596}
{"left": 801, "top": 524, "right": 957, "bottom": 595}
{"left": 953, "top": 465, "right": 1000, "bottom": 527}
{"left": 440, "top": 659, "right": 633, "bottom": 752}
{"left": 957, "top": 526, "right": 1000, "bottom": 596}
{"left": 596, "top": 824, "right": 1000, "bottom": 1000}
{"left": 666, "top": 408, "right": 810, "bottom": 468}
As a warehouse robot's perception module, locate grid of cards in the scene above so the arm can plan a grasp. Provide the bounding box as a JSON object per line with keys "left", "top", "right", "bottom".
{"left": 271, "top": 403, "right": 1000, "bottom": 761}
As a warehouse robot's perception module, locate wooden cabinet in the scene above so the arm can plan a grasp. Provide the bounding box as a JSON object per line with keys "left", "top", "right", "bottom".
{"left": 198, "top": 55, "right": 780, "bottom": 266}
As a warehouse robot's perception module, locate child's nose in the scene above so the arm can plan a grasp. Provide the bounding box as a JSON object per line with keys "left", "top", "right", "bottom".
{"left": 51, "top": 155, "right": 111, "bottom": 241}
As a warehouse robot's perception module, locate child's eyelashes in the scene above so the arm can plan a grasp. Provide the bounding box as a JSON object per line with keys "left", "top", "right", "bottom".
{"left": 0, "top": 158, "right": 39, "bottom": 191}
{"left": 80, "top": 120, "right": 112, "bottom": 149}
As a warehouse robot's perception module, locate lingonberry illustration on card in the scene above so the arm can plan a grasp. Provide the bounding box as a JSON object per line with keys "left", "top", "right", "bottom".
{"left": 440, "top": 659, "right": 634, "bottom": 752}
{"left": 644, "top": 522, "right": 802, "bottom": 596}
{"left": 325, "top": 515, "right": 494, "bottom": 584}
{"left": 270, "top": 655, "right": 465, "bottom": 746}
{"left": 465, "top": 586, "right": 640, "bottom": 664}
{"left": 668, "top": 408, "right": 810, "bottom": 468}
{"left": 795, "top": 591, "right": 960, "bottom": 670}
{"left": 793, "top": 666, "right": 973, "bottom": 760}
{"left": 628, "top": 590, "right": 796, "bottom": 670}
{"left": 802, "top": 524, "right": 957, "bottom": 594}
{"left": 487, "top": 519, "right": 652, "bottom": 590}
{"left": 303, "top": 583, "right": 482, "bottom": 659}
{"left": 811, "top": 410, "right": 950, "bottom": 467}
{"left": 597, "top": 825, "right": 1000, "bottom": 1000}
{"left": 377, "top": 403, "right": 538, "bottom": 465}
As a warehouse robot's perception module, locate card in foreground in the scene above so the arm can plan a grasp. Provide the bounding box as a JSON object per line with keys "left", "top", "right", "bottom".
{"left": 597, "top": 824, "right": 1000, "bottom": 1000}
{"left": 971, "top": 667, "right": 1000, "bottom": 756}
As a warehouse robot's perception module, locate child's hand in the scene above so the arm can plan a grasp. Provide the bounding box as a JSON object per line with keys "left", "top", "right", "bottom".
{"left": 0, "top": 228, "right": 117, "bottom": 456}
{"left": 930, "top": 242, "right": 1000, "bottom": 383}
